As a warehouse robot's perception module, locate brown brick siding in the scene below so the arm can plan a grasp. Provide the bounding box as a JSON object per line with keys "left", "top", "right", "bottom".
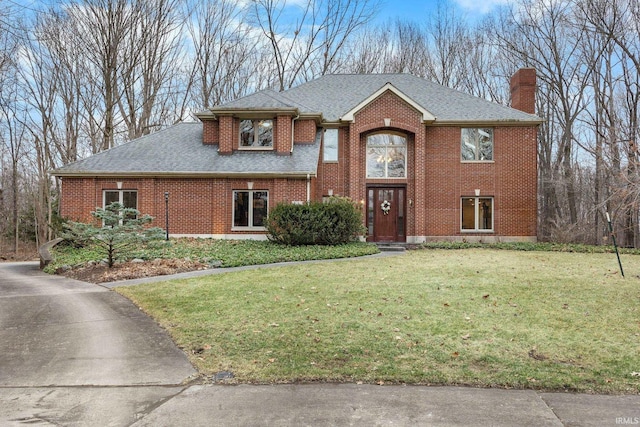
{"left": 202, "top": 120, "right": 218, "bottom": 145}
{"left": 59, "top": 177, "right": 309, "bottom": 235}
{"left": 61, "top": 86, "right": 537, "bottom": 240}
{"left": 294, "top": 119, "right": 318, "bottom": 143}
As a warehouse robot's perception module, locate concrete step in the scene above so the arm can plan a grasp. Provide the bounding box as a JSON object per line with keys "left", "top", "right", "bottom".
{"left": 375, "top": 244, "right": 407, "bottom": 252}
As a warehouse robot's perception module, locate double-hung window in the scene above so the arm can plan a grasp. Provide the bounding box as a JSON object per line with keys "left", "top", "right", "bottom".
{"left": 240, "top": 119, "right": 273, "bottom": 148}
{"left": 103, "top": 190, "right": 137, "bottom": 225}
{"left": 233, "top": 190, "right": 268, "bottom": 228}
{"left": 461, "top": 128, "right": 493, "bottom": 161}
{"left": 461, "top": 197, "right": 493, "bottom": 232}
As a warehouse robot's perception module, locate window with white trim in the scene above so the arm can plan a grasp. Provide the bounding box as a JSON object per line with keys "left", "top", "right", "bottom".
{"left": 323, "top": 128, "right": 338, "bottom": 162}
{"left": 233, "top": 190, "right": 268, "bottom": 228}
{"left": 461, "top": 197, "right": 493, "bottom": 231}
{"left": 366, "top": 132, "right": 407, "bottom": 178}
{"left": 103, "top": 190, "right": 137, "bottom": 225}
{"left": 240, "top": 119, "right": 273, "bottom": 148}
{"left": 461, "top": 128, "right": 493, "bottom": 161}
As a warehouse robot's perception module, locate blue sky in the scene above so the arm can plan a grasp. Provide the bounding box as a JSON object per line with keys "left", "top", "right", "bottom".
{"left": 376, "top": 0, "right": 514, "bottom": 22}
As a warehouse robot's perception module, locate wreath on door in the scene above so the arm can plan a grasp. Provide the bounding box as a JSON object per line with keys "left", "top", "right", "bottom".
{"left": 381, "top": 200, "right": 391, "bottom": 215}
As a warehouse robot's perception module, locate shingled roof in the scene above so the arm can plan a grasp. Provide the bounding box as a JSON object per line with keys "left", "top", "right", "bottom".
{"left": 52, "top": 73, "right": 540, "bottom": 178}
{"left": 210, "top": 73, "right": 542, "bottom": 123}
{"left": 53, "top": 123, "right": 321, "bottom": 177}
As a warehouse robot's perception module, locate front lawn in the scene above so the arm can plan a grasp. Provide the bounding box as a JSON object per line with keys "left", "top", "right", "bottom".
{"left": 116, "top": 248, "right": 640, "bottom": 393}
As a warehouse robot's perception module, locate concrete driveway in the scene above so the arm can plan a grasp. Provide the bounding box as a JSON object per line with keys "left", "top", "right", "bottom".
{"left": 0, "top": 261, "right": 196, "bottom": 426}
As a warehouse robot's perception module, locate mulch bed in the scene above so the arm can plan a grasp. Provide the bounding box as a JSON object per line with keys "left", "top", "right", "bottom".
{"left": 57, "top": 258, "right": 209, "bottom": 284}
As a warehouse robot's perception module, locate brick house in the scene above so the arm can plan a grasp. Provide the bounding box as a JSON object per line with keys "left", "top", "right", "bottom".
{"left": 52, "top": 69, "right": 541, "bottom": 243}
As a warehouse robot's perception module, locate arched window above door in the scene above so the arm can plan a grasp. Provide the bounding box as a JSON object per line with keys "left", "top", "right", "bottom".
{"left": 366, "top": 132, "right": 407, "bottom": 178}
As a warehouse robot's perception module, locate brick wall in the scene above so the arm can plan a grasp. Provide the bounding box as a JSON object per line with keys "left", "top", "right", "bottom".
{"left": 276, "top": 115, "right": 291, "bottom": 154}
{"left": 294, "top": 119, "right": 317, "bottom": 142}
{"left": 202, "top": 120, "right": 219, "bottom": 145}
{"left": 218, "top": 116, "right": 234, "bottom": 154}
{"left": 59, "top": 176, "right": 309, "bottom": 235}
{"left": 313, "top": 89, "right": 538, "bottom": 240}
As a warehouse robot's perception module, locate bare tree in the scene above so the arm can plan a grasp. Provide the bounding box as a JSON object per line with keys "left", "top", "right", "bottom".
{"left": 250, "top": 0, "right": 379, "bottom": 91}
{"left": 187, "top": 0, "right": 260, "bottom": 108}
{"left": 117, "top": 0, "right": 187, "bottom": 139}
{"left": 490, "top": 0, "right": 594, "bottom": 241}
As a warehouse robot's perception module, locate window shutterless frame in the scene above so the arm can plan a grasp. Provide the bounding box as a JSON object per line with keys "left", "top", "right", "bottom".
{"left": 233, "top": 190, "right": 268, "bottom": 229}
{"left": 239, "top": 119, "right": 273, "bottom": 149}
{"left": 365, "top": 132, "right": 407, "bottom": 178}
{"left": 103, "top": 190, "right": 138, "bottom": 225}
{"left": 461, "top": 128, "right": 493, "bottom": 162}
{"left": 323, "top": 128, "right": 339, "bottom": 162}
{"left": 461, "top": 197, "right": 493, "bottom": 232}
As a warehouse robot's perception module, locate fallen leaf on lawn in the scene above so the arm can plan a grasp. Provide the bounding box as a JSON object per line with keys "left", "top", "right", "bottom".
{"left": 452, "top": 352, "right": 459, "bottom": 358}
{"left": 269, "top": 323, "right": 279, "bottom": 327}
{"left": 461, "top": 334, "right": 470, "bottom": 340}
{"left": 204, "top": 344, "right": 211, "bottom": 350}
{"left": 268, "top": 358, "right": 276, "bottom": 363}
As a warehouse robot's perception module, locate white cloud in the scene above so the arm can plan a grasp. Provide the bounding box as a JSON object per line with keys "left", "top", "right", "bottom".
{"left": 451, "top": 0, "right": 515, "bottom": 14}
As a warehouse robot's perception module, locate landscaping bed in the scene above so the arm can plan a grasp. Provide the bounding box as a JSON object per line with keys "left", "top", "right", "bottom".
{"left": 46, "top": 238, "right": 380, "bottom": 283}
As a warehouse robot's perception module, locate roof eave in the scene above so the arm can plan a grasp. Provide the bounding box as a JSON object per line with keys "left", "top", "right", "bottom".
{"left": 431, "top": 118, "right": 545, "bottom": 127}
{"left": 51, "top": 170, "right": 318, "bottom": 179}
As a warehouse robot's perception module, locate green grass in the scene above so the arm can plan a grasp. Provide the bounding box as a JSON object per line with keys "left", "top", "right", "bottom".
{"left": 44, "top": 238, "right": 379, "bottom": 273}
{"left": 116, "top": 248, "right": 640, "bottom": 393}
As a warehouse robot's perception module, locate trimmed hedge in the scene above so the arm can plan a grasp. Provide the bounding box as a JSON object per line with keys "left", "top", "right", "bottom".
{"left": 266, "top": 197, "right": 366, "bottom": 245}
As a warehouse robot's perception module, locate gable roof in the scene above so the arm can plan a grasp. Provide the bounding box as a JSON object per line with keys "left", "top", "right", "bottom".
{"left": 52, "top": 73, "right": 541, "bottom": 178}
{"left": 52, "top": 122, "right": 320, "bottom": 178}
{"left": 340, "top": 82, "right": 436, "bottom": 122}
{"left": 208, "top": 73, "right": 542, "bottom": 124}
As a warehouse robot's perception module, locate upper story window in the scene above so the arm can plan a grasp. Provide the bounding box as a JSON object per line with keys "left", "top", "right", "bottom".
{"left": 461, "top": 128, "right": 493, "bottom": 161}
{"left": 323, "top": 128, "right": 338, "bottom": 162}
{"left": 366, "top": 132, "right": 407, "bottom": 178}
{"left": 240, "top": 119, "right": 273, "bottom": 149}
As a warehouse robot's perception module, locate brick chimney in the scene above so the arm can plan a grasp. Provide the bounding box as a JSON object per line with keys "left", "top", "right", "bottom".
{"left": 510, "top": 68, "right": 536, "bottom": 114}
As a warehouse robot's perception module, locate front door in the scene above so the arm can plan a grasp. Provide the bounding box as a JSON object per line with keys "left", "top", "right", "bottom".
{"left": 367, "top": 186, "right": 405, "bottom": 242}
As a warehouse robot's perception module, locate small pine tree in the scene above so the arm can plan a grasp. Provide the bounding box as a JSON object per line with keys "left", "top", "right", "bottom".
{"left": 62, "top": 202, "right": 165, "bottom": 267}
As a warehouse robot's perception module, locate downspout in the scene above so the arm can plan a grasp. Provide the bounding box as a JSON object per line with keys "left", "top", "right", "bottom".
{"left": 306, "top": 174, "right": 311, "bottom": 203}
{"left": 290, "top": 113, "right": 299, "bottom": 154}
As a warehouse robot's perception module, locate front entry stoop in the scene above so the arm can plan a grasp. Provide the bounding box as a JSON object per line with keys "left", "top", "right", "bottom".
{"left": 375, "top": 243, "right": 407, "bottom": 252}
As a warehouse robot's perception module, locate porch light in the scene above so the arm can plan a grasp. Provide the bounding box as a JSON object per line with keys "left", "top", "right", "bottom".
{"left": 164, "top": 192, "right": 169, "bottom": 241}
